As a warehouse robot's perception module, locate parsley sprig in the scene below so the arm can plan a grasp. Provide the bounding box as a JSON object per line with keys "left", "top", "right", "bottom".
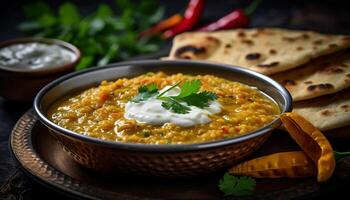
{"left": 219, "top": 173, "right": 256, "bottom": 197}
{"left": 130, "top": 80, "right": 217, "bottom": 114}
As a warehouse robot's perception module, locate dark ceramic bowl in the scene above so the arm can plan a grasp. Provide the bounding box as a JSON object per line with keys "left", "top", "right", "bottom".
{"left": 34, "top": 60, "right": 292, "bottom": 177}
{"left": 0, "top": 38, "right": 80, "bottom": 101}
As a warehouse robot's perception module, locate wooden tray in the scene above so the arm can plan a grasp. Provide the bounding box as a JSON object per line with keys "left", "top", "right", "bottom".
{"left": 10, "top": 109, "right": 350, "bottom": 200}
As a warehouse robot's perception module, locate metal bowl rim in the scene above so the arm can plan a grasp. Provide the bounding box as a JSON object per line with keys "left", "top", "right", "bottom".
{"left": 34, "top": 59, "right": 292, "bottom": 152}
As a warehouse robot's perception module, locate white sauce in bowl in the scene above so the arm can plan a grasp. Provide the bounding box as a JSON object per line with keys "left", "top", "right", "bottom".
{"left": 0, "top": 42, "right": 77, "bottom": 70}
{"left": 124, "top": 86, "right": 221, "bottom": 127}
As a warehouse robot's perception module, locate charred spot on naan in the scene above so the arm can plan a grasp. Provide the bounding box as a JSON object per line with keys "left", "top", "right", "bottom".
{"left": 318, "top": 63, "right": 346, "bottom": 74}
{"left": 320, "top": 109, "right": 332, "bottom": 116}
{"left": 174, "top": 45, "right": 206, "bottom": 59}
{"left": 269, "top": 49, "right": 277, "bottom": 54}
{"left": 282, "top": 34, "right": 310, "bottom": 42}
{"left": 240, "top": 39, "right": 254, "bottom": 46}
{"left": 320, "top": 109, "right": 333, "bottom": 116}
{"left": 282, "top": 79, "right": 297, "bottom": 86}
{"left": 245, "top": 53, "right": 261, "bottom": 61}
{"left": 313, "top": 39, "right": 324, "bottom": 45}
{"left": 252, "top": 28, "right": 276, "bottom": 36}
{"left": 307, "top": 83, "right": 334, "bottom": 92}
{"left": 296, "top": 46, "right": 304, "bottom": 51}
{"left": 237, "top": 31, "right": 246, "bottom": 37}
{"left": 318, "top": 59, "right": 349, "bottom": 74}
{"left": 340, "top": 104, "right": 349, "bottom": 111}
{"left": 174, "top": 36, "right": 221, "bottom": 59}
{"left": 345, "top": 74, "right": 350, "bottom": 84}
{"left": 304, "top": 81, "right": 313, "bottom": 84}
{"left": 328, "top": 44, "right": 339, "bottom": 48}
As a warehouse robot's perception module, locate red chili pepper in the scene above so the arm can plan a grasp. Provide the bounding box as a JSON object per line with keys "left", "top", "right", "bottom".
{"left": 139, "top": 14, "right": 183, "bottom": 38}
{"left": 197, "top": 0, "right": 261, "bottom": 32}
{"left": 197, "top": 9, "right": 249, "bottom": 31}
{"left": 163, "top": 0, "right": 204, "bottom": 39}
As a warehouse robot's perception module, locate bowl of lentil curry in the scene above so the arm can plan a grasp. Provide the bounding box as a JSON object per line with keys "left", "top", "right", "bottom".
{"left": 34, "top": 60, "right": 292, "bottom": 177}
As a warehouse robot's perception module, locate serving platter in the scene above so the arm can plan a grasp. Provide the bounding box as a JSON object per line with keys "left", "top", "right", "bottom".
{"left": 10, "top": 109, "right": 350, "bottom": 200}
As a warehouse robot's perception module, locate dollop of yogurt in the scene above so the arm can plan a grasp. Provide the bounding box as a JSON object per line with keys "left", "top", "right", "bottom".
{"left": 0, "top": 42, "right": 76, "bottom": 69}
{"left": 124, "top": 86, "right": 221, "bottom": 127}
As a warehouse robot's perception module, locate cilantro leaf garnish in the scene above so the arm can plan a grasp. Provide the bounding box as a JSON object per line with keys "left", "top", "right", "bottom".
{"left": 130, "top": 80, "right": 218, "bottom": 114}
{"left": 177, "top": 80, "right": 201, "bottom": 98}
{"left": 181, "top": 91, "right": 218, "bottom": 108}
{"left": 161, "top": 98, "right": 191, "bottom": 114}
{"left": 218, "top": 173, "right": 256, "bottom": 197}
{"left": 131, "top": 83, "right": 158, "bottom": 103}
{"left": 156, "top": 81, "right": 181, "bottom": 97}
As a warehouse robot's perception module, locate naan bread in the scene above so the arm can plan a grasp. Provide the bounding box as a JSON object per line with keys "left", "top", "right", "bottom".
{"left": 293, "top": 89, "right": 350, "bottom": 131}
{"left": 273, "top": 50, "right": 350, "bottom": 101}
{"left": 167, "top": 28, "right": 350, "bottom": 75}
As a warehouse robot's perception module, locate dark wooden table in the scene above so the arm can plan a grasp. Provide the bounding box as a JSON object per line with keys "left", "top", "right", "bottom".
{"left": 1, "top": 0, "right": 350, "bottom": 199}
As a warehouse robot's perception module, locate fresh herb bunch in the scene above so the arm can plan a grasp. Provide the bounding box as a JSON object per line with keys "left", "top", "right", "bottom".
{"left": 19, "top": 0, "right": 165, "bottom": 70}
{"left": 131, "top": 80, "right": 218, "bottom": 114}
{"left": 219, "top": 173, "right": 256, "bottom": 197}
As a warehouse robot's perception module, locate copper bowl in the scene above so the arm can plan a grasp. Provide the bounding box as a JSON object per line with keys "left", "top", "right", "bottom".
{"left": 34, "top": 60, "right": 292, "bottom": 177}
{"left": 0, "top": 38, "right": 80, "bottom": 102}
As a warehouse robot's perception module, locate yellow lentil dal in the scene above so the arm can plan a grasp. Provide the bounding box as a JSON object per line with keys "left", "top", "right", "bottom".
{"left": 48, "top": 72, "right": 280, "bottom": 144}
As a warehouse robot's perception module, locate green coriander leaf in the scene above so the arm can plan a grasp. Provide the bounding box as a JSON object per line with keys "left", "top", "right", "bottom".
{"left": 334, "top": 151, "right": 350, "bottom": 161}
{"left": 38, "top": 14, "right": 56, "bottom": 27}
{"left": 97, "top": 44, "right": 119, "bottom": 66}
{"left": 154, "top": 80, "right": 218, "bottom": 114}
{"left": 105, "top": 17, "right": 124, "bottom": 30}
{"left": 58, "top": 26, "right": 73, "bottom": 41}
{"left": 177, "top": 80, "right": 201, "bottom": 98}
{"left": 161, "top": 98, "right": 190, "bottom": 114}
{"left": 198, "top": 91, "right": 218, "bottom": 101}
{"left": 146, "top": 84, "right": 158, "bottom": 93}
{"left": 181, "top": 92, "right": 217, "bottom": 108}
{"left": 219, "top": 173, "right": 256, "bottom": 197}
{"left": 131, "top": 83, "right": 159, "bottom": 103}
{"left": 96, "top": 4, "right": 113, "bottom": 19}
{"left": 130, "top": 80, "right": 218, "bottom": 114}
{"left": 77, "top": 19, "right": 90, "bottom": 38}
{"left": 136, "top": 43, "right": 159, "bottom": 53}
{"left": 76, "top": 56, "right": 94, "bottom": 71}
{"left": 59, "top": 2, "right": 80, "bottom": 25}
{"left": 120, "top": 9, "right": 134, "bottom": 30}
{"left": 89, "top": 18, "right": 105, "bottom": 35}
{"left": 138, "top": 85, "right": 148, "bottom": 93}
{"left": 157, "top": 81, "right": 181, "bottom": 98}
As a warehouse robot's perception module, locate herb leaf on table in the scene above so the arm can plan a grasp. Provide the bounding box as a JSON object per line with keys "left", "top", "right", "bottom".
{"left": 219, "top": 173, "right": 256, "bottom": 197}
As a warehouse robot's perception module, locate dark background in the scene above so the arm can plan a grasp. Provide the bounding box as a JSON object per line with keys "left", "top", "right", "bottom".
{"left": 2, "top": 0, "right": 350, "bottom": 41}
{"left": 1, "top": 0, "right": 350, "bottom": 199}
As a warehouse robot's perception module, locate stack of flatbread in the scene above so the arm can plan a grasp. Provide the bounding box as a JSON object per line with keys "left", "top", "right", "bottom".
{"left": 165, "top": 28, "right": 350, "bottom": 137}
